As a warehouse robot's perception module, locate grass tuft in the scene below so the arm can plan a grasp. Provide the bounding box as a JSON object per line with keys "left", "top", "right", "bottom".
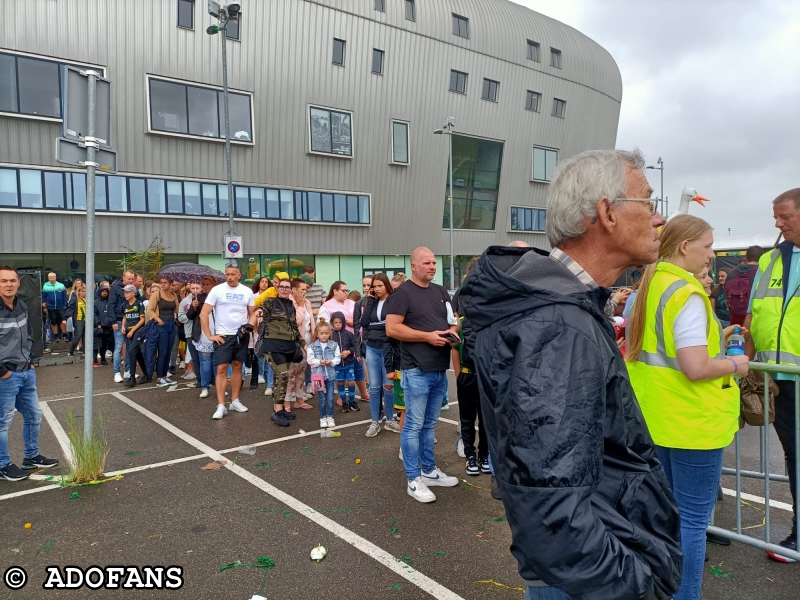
{"left": 65, "top": 410, "right": 109, "bottom": 484}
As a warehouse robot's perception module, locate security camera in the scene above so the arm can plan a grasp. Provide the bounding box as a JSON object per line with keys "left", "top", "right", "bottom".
{"left": 226, "top": 3, "right": 241, "bottom": 17}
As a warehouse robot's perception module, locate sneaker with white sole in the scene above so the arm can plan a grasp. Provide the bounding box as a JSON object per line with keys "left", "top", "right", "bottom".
{"left": 124, "top": 371, "right": 131, "bottom": 380}
{"left": 465, "top": 456, "right": 480, "bottom": 476}
{"left": 199, "top": 388, "right": 209, "bottom": 399}
{"left": 229, "top": 399, "right": 248, "bottom": 413}
{"left": 480, "top": 457, "right": 491, "bottom": 474}
{"left": 326, "top": 417, "right": 336, "bottom": 428}
{"left": 181, "top": 372, "right": 197, "bottom": 380}
{"left": 421, "top": 467, "right": 459, "bottom": 487}
{"left": 258, "top": 375, "right": 266, "bottom": 384}
{"left": 156, "top": 379, "right": 169, "bottom": 387}
{"left": 456, "top": 437, "right": 466, "bottom": 458}
{"left": 320, "top": 418, "right": 328, "bottom": 428}
{"left": 366, "top": 421, "right": 381, "bottom": 437}
{"left": 114, "top": 372, "right": 123, "bottom": 383}
{"left": 245, "top": 367, "right": 252, "bottom": 375}
{"left": 212, "top": 404, "right": 228, "bottom": 420}
{"left": 766, "top": 528, "right": 798, "bottom": 563}
{"left": 179, "top": 361, "right": 186, "bottom": 369}
{"left": 384, "top": 419, "right": 401, "bottom": 433}
{"left": 407, "top": 476, "right": 436, "bottom": 503}
{"left": 105, "top": 350, "right": 113, "bottom": 358}
{"left": 264, "top": 387, "right": 273, "bottom": 396}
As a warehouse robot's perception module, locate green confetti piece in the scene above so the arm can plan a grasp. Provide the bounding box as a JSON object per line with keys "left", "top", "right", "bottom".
{"left": 255, "top": 462, "right": 271, "bottom": 467}
{"left": 710, "top": 566, "right": 731, "bottom": 579}
{"left": 124, "top": 451, "right": 140, "bottom": 456}
{"left": 389, "top": 583, "right": 401, "bottom": 590}
{"left": 252, "top": 509, "right": 292, "bottom": 518}
{"left": 69, "top": 492, "right": 84, "bottom": 500}
{"left": 219, "top": 555, "right": 275, "bottom": 573}
{"left": 36, "top": 539, "right": 54, "bottom": 557}
{"left": 398, "top": 551, "right": 446, "bottom": 566}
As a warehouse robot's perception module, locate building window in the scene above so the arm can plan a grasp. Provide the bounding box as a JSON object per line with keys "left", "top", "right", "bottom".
{"left": 372, "top": 49, "right": 384, "bottom": 74}
{"left": 510, "top": 207, "right": 547, "bottom": 232}
{"left": 481, "top": 79, "right": 498, "bottom": 102}
{"left": 0, "top": 51, "right": 104, "bottom": 120}
{"left": 532, "top": 146, "right": 558, "bottom": 182}
{"left": 147, "top": 75, "right": 253, "bottom": 143}
{"left": 449, "top": 70, "right": 467, "bottom": 94}
{"left": 226, "top": 14, "right": 240, "bottom": 40}
{"left": 333, "top": 38, "right": 346, "bottom": 66}
{"left": 442, "top": 135, "right": 504, "bottom": 231}
{"left": 374, "top": 0, "right": 385, "bottom": 11}
{"left": 525, "top": 90, "right": 540, "bottom": 112}
{"left": 452, "top": 14, "right": 469, "bottom": 38}
{"left": 177, "top": 0, "right": 194, "bottom": 29}
{"left": 390, "top": 120, "right": 410, "bottom": 165}
{"left": 526, "top": 40, "right": 540, "bottom": 62}
{"left": 405, "top": 0, "right": 415, "bottom": 22}
{"left": 309, "top": 106, "right": 353, "bottom": 157}
{"left": 552, "top": 98, "right": 566, "bottom": 118}
{"left": 550, "top": 48, "right": 562, "bottom": 68}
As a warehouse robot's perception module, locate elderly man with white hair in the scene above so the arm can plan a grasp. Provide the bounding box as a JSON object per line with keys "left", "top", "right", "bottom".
{"left": 461, "top": 149, "right": 682, "bottom": 600}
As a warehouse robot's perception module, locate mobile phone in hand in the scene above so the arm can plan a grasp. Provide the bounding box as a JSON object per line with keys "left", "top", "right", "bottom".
{"left": 443, "top": 333, "right": 460, "bottom": 344}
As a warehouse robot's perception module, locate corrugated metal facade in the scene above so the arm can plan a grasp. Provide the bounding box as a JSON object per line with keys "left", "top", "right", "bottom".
{"left": 0, "top": 0, "right": 621, "bottom": 256}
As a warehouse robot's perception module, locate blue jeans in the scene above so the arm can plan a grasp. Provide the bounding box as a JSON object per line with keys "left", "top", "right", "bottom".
{"left": 113, "top": 322, "right": 126, "bottom": 373}
{"left": 656, "top": 445, "right": 725, "bottom": 600}
{"left": 441, "top": 376, "right": 449, "bottom": 406}
{"left": 145, "top": 320, "right": 176, "bottom": 378}
{"left": 524, "top": 585, "right": 571, "bottom": 599}
{"left": 400, "top": 368, "right": 446, "bottom": 480}
{"left": 353, "top": 358, "right": 366, "bottom": 382}
{"left": 0, "top": 370, "right": 42, "bottom": 467}
{"left": 366, "top": 346, "right": 393, "bottom": 422}
{"left": 258, "top": 356, "right": 274, "bottom": 388}
{"left": 318, "top": 379, "right": 335, "bottom": 418}
{"left": 198, "top": 349, "right": 217, "bottom": 390}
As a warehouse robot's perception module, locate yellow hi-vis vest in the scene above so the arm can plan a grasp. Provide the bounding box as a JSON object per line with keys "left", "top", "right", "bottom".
{"left": 628, "top": 262, "right": 739, "bottom": 449}
{"left": 750, "top": 248, "right": 800, "bottom": 367}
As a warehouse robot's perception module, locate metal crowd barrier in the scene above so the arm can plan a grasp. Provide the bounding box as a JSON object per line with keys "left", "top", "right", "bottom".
{"left": 706, "top": 362, "right": 800, "bottom": 561}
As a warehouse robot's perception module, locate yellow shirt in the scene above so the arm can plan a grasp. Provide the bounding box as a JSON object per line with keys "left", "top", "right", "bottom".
{"left": 254, "top": 287, "right": 278, "bottom": 307}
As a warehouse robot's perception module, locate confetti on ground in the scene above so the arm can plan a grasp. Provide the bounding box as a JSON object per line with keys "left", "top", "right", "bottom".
{"left": 148, "top": 534, "right": 163, "bottom": 540}
{"left": 69, "top": 492, "right": 84, "bottom": 500}
{"left": 710, "top": 565, "right": 731, "bottom": 579}
{"left": 36, "top": 539, "right": 54, "bottom": 557}
{"left": 398, "top": 551, "right": 446, "bottom": 566}
{"left": 252, "top": 509, "right": 293, "bottom": 518}
{"left": 474, "top": 579, "right": 525, "bottom": 592}
{"left": 389, "top": 583, "right": 401, "bottom": 590}
{"left": 477, "top": 516, "right": 507, "bottom": 536}
{"left": 461, "top": 479, "right": 492, "bottom": 492}
{"left": 24, "top": 523, "right": 32, "bottom": 529}
{"left": 125, "top": 451, "right": 140, "bottom": 456}
{"left": 390, "top": 518, "right": 399, "bottom": 535}
{"left": 255, "top": 462, "right": 271, "bottom": 467}
{"left": 370, "top": 564, "right": 384, "bottom": 577}
{"left": 301, "top": 445, "right": 361, "bottom": 461}
{"left": 351, "top": 475, "right": 359, "bottom": 482}
{"left": 219, "top": 555, "right": 276, "bottom": 573}
{"left": 355, "top": 458, "right": 361, "bottom": 464}
{"left": 58, "top": 474, "right": 123, "bottom": 488}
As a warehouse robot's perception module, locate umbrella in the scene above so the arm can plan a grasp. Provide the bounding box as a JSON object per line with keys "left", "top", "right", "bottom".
{"left": 157, "top": 263, "right": 225, "bottom": 284}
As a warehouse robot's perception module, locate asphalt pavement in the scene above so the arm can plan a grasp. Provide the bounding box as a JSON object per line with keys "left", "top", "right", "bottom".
{"left": 0, "top": 357, "right": 797, "bottom": 599}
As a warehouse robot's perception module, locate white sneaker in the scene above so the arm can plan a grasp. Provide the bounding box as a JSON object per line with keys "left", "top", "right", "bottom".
{"left": 320, "top": 418, "right": 328, "bottom": 429}
{"left": 105, "top": 350, "right": 113, "bottom": 358}
{"left": 366, "top": 421, "right": 381, "bottom": 437}
{"left": 306, "top": 383, "right": 314, "bottom": 394}
{"left": 179, "top": 361, "right": 186, "bottom": 369}
{"left": 456, "top": 437, "right": 466, "bottom": 458}
{"left": 421, "top": 467, "right": 459, "bottom": 487}
{"left": 326, "top": 417, "right": 336, "bottom": 428}
{"left": 258, "top": 375, "right": 266, "bottom": 384}
{"left": 123, "top": 371, "right": 131, "bottom": 380}
{"left": 229, "top": 399, "right": 248, "bottom": 413}
{"left": 264, "top": 387, "right": 273, "bottom": 396}
{"left": 212, "top": 404, "right": 228, "bottom": 419}
{"left": 114, "top": 372, "right": 123, "bottom": 383}
{"left": 199, "top": 388, "right": 209, "bottom": 399}
{"left": 245, "top": 367, "right": 252, "bottom": 375}
{"left": 181, "top": 371, "right": 196, "bottom": 380}
{"left": 407, "top": 476, "right": 436, "bottom": 503}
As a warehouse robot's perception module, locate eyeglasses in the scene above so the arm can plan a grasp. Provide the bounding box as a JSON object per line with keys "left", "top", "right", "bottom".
{"left": 338, "top": 289, "right": 349, "bottom": 294}
{"left": 618, "top": 197, "right": 659, "bottom": 215}
{"left": 278, "top": 286, "right": 291, "bottom": 290}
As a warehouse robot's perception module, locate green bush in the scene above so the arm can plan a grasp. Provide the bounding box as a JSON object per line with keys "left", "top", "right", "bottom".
{"left": 65, "top": 411, "right": 109, "bottom": 484}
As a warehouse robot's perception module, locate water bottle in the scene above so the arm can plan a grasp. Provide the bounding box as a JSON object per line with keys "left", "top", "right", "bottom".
{"left": 320, "top": 430, "right": 341, "bottom": 438}
{"left": 726, "top": 326, "right": 745, "bottom": 383}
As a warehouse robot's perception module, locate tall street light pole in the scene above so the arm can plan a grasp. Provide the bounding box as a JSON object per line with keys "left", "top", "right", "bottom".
{"left": 646, "top": 157, "right": 664, "bottom": 215}
{"left": 434, "top": 117, "right": 455, "bottom": 291}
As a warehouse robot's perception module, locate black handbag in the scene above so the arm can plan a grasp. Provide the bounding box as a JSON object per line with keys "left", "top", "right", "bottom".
{"left": 290, "top": 344, "right": 305, "bottom": 363}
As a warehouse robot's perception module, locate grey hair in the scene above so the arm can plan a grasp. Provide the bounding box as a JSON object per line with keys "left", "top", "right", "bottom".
{"left": 545, "top": 148, "right": 646, "bottom": 247}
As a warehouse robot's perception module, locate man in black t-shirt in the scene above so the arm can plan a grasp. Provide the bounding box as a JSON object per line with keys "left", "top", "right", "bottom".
{"left": 385, "top": 247, "right": 461, "bottom": 503}
{"left": 121, "top": 285, "right": 147, "bottom": 388}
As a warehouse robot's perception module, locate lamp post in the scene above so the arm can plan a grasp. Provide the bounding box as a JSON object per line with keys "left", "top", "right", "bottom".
{"left": 646, "top": 157, "right": 664, "bottom": 216}
{"left": 434, "top": 117, "right": 455, "bottom": 291}
{"left": 207, "top": 2, "right": 241, "bottom": 263}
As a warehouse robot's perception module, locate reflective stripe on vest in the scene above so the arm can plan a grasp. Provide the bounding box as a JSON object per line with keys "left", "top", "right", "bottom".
{"left": 756, "top": 350, "right": 800, "bottom": 367}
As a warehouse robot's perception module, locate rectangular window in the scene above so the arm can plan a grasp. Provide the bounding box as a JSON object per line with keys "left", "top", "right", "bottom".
{"left": 334, "top": 194, "right": 347, "bottom": 223}
{"left": 129, "top": 178, "right": 147, "bottom": 212}
{"left": 391, "top": 120, "right": 409, "bottom": 165}
{"left": 449, "top": 70, "right": 467, "bottom": 94}
{"left": 510, "top": 207, "right": 547, "bottom": 232}
{"left": 452, "top": 14, "right": 469, "bottom": 38}
{"left": 550, "top": 48, "right": 562, "bottom": 69}
{"left": 525, "top": 90, "right": 540, "bottom": 111}
{"left": 108, "top": 176, "right": 127, "bottom": 212}
{"left": 322, "top": 193, "right": 334, "bottom": 222}
{"left": 532, "top": 147, "right": 558, "bottom": 182}
{"left": 405, "top": 0, "right": 415, "bottom": 21}
{"left": 333, "top": 38, "right": 346, "bottom": 66}
{"left": 177, "top": 0, "right": 194, "bottom": 29}
{"left": 71, "top": 173, "right": 87, "bottom": 210}
{"left": 309, "top": 106, "right": 353, "bottom": 157}
{"left": 527, "top": 40, "right": 540, "bottom": 62}
{"left": 148, "top": 76, "right": 253, "bottom": 143}
{"left": 235, "top": 186, "right": 250, "bottom": 217}
{"left": 202, "top": 183, "right": 217, "bottom": 215}
{"left": 0, "top": 169, "right": 17, "bottom": 206}
{"left": 44, "top": 171, "right": 64, "bottom": 209}
{"left": 19, "top": 170, "right": 43, "bottom": 209}
{"left": 374, "top": 0, "right": 385, "bottom": 11}
{"left": 184, "top": 181, "right": 201, "bottom": 215}
{"left": 552, "top": 98, "right": 566, "bottom": 118}
{"left": 249, "top": 187, "right": 265, "bottom": 218}
{"left": 359, "top": 196, "right": 370, "bottom": 224}
{"left": 167, "top": 181, "right": 183, "bottom": 214}
{"left": 95, "top": 175, "right": 107, "bottom": 211}
{"left": 0, "top": 54, "right": 18, "bottom": 113}
{"left": 347, "top": 195, "right": 359, "bottom": 223}
{"left": 442, "top": 135, "right": 504, "bottom": 231}
{"left": 266, "top": 189, "right": 280, "bottom": 219}
{"left": 372, "top": 49, "right": 384, "bottom": 74}
{"left": 279, "top": 189, "right": 294, "bottom": 220}
{"left": 147, "top": 178, "right": 166, "bottom": 214}
{"left": 226, "top": 14, "right": 240, "bottom": 40}
{"left": 308, "top": 192, "right": 322, "bottom": 221}
{"left": 481, "top": 78, "right": 498, "bottom": 102}
{"left": 294, "top": 191, "right": 307, "bottom": 221}
{"left": 218, "top": 185, "right": 229, "bottom": 217}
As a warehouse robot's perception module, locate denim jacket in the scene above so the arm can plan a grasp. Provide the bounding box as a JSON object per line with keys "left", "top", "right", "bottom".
{"left": 306, "top": 340, "right": 341, "bottom": 381}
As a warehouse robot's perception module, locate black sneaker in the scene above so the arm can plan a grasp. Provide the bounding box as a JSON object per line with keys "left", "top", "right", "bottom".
{"left": 490, "top": 475, "right": 502, "bottom": 501}
{"left": 479, "top": 457, "right": 491, "bottom": 474}
{"left": 169, "top": 365, "right": 177, "bottom": 375}
{"left": 100, "top": 359, "right": 108, "bottom": 366}
{"left": 465, "top": 456, "right": 480, "bottom": 476}
{"left": 143, "top": 376, "right": 153, "bottom": 383}
{"left": 278, "top": 410, "right": 296, "bottom": 421}
{"left": 271, "top": 411, "right": 290, "bottom": 427}
{"left": 342, "top": 403, "right": 351, "bottom": 413}
{"left": 0, "top": 463, "right": 29, "bottom": 481}
{"left": 249, "top": 382, "right": 258, "bottom": 389}
{"left": 349, "top": 401, "right": 360, "bottom": 412}
{"left": 767, "top": 528, "right": 798, "bottom": 563}
{"left": 124, "top": 378, "right": 136, "bottom": 388}
{"left": 21, "top": 455, "right": 59, "bottom": 470}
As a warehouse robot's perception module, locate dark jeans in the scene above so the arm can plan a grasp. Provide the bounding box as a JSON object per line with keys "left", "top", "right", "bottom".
{"left": 456, "top": 372, "right": 486, "bottom": 460}
{"left": 68, "top": 321, "right": 85, "bottom": 354}
{"left": 187, "top": 340, "right": 201, "bottom": 377}
{"left": 94, "top": 326, "right": 114, "bottom": 362}
{"left": 774, "top": 379, "right": 798, "bottom": 516}
{"left": 126, "top": 331, "right": 148, "bottom": 379}
{"left": 145, "top": 320, "right": 176, "bottom": 378}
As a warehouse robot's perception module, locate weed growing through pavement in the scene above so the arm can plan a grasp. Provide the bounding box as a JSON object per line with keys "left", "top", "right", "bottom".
{"left": 65, "top": 410, "right": 109, "bottom": 484}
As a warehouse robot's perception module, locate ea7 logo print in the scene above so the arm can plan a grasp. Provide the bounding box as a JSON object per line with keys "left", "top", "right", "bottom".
{"left": 225, "top": 293, "right": 245, "bottom": 301}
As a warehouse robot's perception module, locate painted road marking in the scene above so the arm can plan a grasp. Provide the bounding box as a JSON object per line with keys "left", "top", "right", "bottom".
{"left": 40, "top": 401, "right": 76, "bottom": 469}
{"left": 721, "top": 487, "right": 793, "bottom": 511}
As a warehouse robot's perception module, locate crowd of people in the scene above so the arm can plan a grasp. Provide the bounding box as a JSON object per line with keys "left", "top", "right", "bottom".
{"left": 2, "top": 150, "right": 799, "bottom": 600}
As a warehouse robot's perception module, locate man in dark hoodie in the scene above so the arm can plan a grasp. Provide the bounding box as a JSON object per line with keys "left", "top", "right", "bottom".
{"left": 108, "top": 269, "right": 135, "bottom": 383}
{"left": 461, "top": 149, "right": 681, "bottom": 600}
{"left": 93, "top": 286, "right": 115, "bottom": 366}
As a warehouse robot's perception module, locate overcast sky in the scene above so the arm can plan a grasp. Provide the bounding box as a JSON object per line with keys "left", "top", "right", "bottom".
{"left": 513, "top": 0, "right": 799, "bottom": 240}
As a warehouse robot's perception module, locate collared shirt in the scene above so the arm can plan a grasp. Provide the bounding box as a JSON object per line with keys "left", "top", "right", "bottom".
{"left": 550, "top": 247, "right": 598, "bottom": 289}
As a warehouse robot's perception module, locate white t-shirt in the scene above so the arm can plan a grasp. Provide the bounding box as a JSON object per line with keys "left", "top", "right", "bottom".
{"left": 673, "top": 294, "right": 709, "bottom": 349}
{"left": 376, "top": 299, "right": 385, "bottom": 322}
{"left": 204, "top": 283, "right": 254, "bottom": 335}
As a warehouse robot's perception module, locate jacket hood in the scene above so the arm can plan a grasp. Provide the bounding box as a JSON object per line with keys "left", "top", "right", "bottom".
{"left": 330, "top": 311, "right": 346, "bottom": 326}
{"left": 461, "top": 246, "right": 611, "bottom": 333}
{"left": 732, "top": 263, "right": 757, "bottom": 278}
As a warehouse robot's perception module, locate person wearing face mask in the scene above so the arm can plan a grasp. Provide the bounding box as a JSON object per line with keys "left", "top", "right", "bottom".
{"left": 626, "top": 215, "right": 749, "bottom": 600}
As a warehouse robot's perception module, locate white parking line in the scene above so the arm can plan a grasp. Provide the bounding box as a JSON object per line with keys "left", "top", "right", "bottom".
{"left": 720, "top": 487, "right": 793, "bottom": 512}
{"left": 110, "top": 392, "right": 464, "bottom": 600}
{"left": 40, "top": 401, "right": 76, "bottom": 469}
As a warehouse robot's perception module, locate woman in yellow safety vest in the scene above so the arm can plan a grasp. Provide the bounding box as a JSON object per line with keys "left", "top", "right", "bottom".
{"left": 626, "top": 215, "right": 749, "bottom": 600}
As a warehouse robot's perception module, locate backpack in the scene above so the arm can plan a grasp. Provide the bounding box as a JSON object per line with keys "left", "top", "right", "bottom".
{"left": 725, "top": 269, "right": 756, "bottom": 314}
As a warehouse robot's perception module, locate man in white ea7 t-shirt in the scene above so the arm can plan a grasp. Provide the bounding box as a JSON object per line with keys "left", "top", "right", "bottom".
{"left": 200, "top": 264, "right": 255, "bottom": 420}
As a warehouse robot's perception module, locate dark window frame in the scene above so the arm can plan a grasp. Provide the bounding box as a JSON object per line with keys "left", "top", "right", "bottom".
{"left": 552, "top": 98, "right": 566, "bottom": 118}
{"left": 374, "top": 0, "right": 385, "bottom": 12}
{"left": 372, "top": 48, "right": 384, "bottom": 75}
{"left": 526, "top": 40, "right": 540, "bottom": 62}
{"left": 308, "top": 105, "right": 354, "bottom": 158}
{"left": 333, "top": 38, "right": 346, "bottom": 66}
{"left": 452, "top": 14, "right": 469, "bottom": 38}
{"left": 532, "top": 146, "right": 558, "bottom": 182}
{"left": 550, "top": 47, "right": 562, "bottom": 69}
{"left": 390, "top": 119, "right": 410, "bottom": 165}
{"left": 481, "top": 78, "right": 499, "bottom": 102}
{"left": 525, "top": 90, "right": 540, "bottom": 112}
{"left": 510, "top": 206, "right": 547, "bottom": 232}
{"left": 449, "top": 69, "right": 468, "bottom": 94}
{"left": 405, "top": 0, "right": 415, "bottom": 22}
{"left": 177, "top": 0, "right": 194, "bottom": 30}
